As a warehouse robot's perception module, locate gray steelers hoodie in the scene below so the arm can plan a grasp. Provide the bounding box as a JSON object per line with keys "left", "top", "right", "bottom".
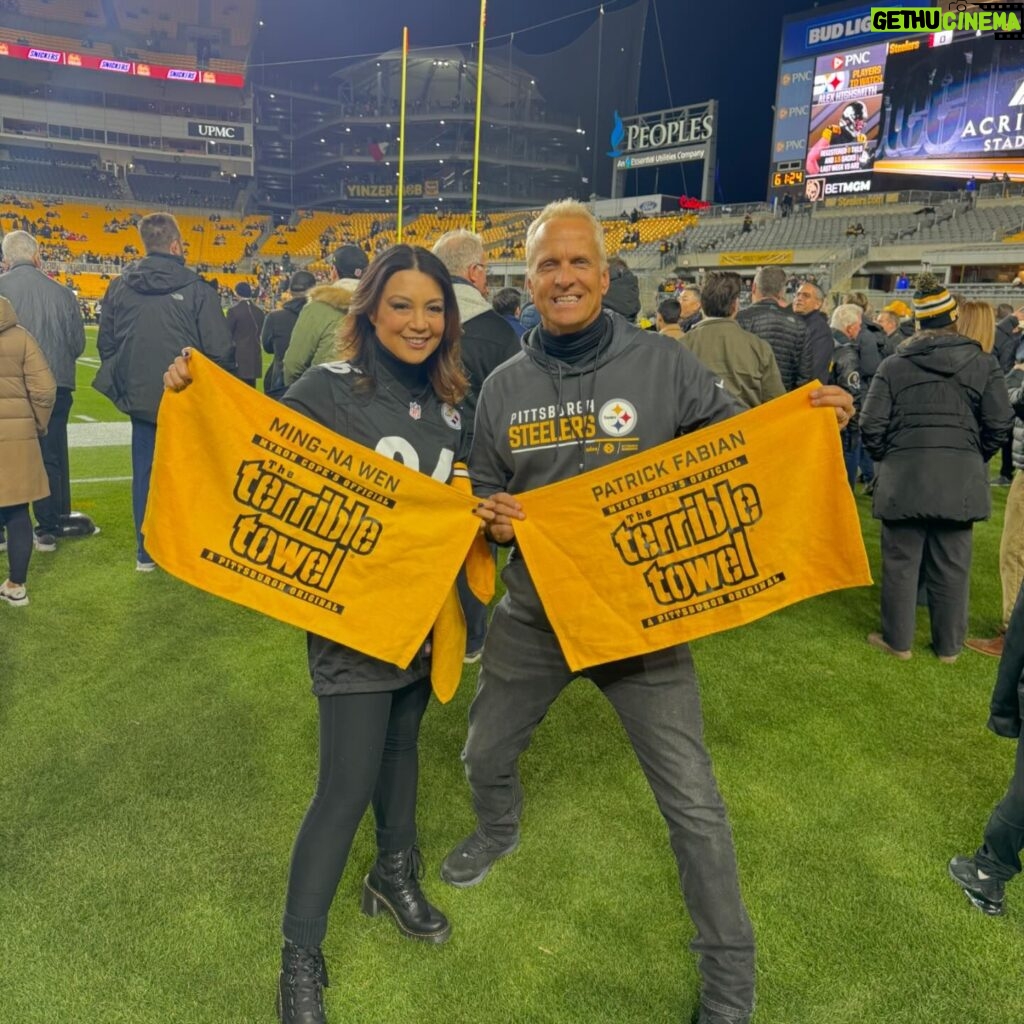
{"left": 470, "top": 309, "right": 744, "bottom": 629}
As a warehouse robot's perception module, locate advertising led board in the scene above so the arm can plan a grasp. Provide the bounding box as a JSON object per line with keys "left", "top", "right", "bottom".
{"left": 0, "top": 39, "right": 244, "bottom": 87}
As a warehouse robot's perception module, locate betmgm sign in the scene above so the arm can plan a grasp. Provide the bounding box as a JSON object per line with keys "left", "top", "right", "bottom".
{"left": 607, "top": 100, "right": 717, "bottom": 202}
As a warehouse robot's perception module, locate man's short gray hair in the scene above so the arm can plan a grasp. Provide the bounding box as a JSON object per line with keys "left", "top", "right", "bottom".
{"left": 432, "top": 229, "right": 484, "bottom": 278}
{"left": 830, "top": 303, "right": 863, "bottom": 333}
{"left": 753, "top": 266, "right": 787, "bottom": 299}
{"left": 525, "top": 199, "right": 608, "bottom": 271}
{"left": 1, "top": 230, "right": 39, "bottom": 265}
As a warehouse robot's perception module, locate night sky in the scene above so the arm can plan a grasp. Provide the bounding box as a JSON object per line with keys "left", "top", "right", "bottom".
{"left": 256, "top": 0, "right": 828, "bottom": 203}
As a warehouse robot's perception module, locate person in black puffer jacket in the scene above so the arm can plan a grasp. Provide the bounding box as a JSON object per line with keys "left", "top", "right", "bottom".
{"left": 736, "top": 265, "right": 811, "bottom": 391}
{"left": 860, "top": 277, "right": 1013, "bottom": 663}
{"left": 602, "top": 256, "right": 641, "bottom": 323}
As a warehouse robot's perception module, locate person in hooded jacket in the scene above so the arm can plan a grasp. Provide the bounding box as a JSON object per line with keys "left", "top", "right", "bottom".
{"left": 283, "top": 245, "right": 367, "bottom": 386}
{"left": 93, "top": 212, "right": 234, "bottom": 571}
{"left": 262, "top": 271, "right": 316, "bottom": 399}
{"left": 860, "top": 277, "right": 1013, "bottom": 663}
{"left": 0, "top": 295, "right": 55, "bottom": 607}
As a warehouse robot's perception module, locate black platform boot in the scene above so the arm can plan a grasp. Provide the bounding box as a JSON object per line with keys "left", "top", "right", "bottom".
{"left": 277, "top": 941, "right": 329, "bottom": 1024}
{"left": 361, "top": 846, "right": 451, "bottom": 943}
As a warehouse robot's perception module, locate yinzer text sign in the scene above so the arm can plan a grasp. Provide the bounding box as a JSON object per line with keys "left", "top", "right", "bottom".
{"left": 144, "top": 352, "right": 481, "bottom": 668}
{"left": 514, "top": 385, "right": 871, "bottom": 671}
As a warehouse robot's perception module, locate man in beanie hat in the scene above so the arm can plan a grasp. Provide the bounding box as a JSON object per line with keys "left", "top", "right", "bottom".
{"left": 860, "top": 272, "right": 1013, "bottom": 662}
{"left": 227, "top": 280, "right": 265, "bottom": 388}
{"left": 261, "top": 270, "right": 315, "bottom": 399}
{"left": 283, "top": 246, "right": 368, "bottom": 386}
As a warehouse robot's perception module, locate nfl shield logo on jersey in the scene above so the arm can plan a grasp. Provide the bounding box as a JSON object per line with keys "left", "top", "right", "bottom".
{"left": 409, "top": 401, "right": 422, "bottom": 420}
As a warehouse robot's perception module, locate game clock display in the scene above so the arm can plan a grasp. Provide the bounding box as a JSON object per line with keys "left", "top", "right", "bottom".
{"left": 772, "top": 170, "right": 805, "bottom": 187}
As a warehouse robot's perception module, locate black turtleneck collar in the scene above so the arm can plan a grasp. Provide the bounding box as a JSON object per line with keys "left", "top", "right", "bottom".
{"left": 535, "top": 313, "right": 611, "bottom": 366}
{"left": 372, "top": 335, "right": 431, "bottom": 395}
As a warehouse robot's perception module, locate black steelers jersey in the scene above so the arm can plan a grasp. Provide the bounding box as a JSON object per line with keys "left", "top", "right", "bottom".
{"left": 282, "top": 359, "right": 469, "bottom": 695}
{"left": 283, "top": 360, "right": 468, "bottom": 482}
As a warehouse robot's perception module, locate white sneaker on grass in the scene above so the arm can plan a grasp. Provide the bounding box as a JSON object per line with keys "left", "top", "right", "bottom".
{"left": 0, "top": 580, "right": 28, "bottom": 607}
{"left": 136, "top": 559, "right": 157, "bottom": 573}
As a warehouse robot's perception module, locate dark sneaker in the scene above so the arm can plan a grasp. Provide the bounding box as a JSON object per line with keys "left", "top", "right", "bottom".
{"left": 463, "top": 648, "right": 483, "bottom": 665}
{"left": 991, "top": 476, "right": 1012, "bottom": 487}
{"left": 59, "top": 512, "right": 100, "bottom": 537}
{"left": 441, "top": 830, "right": 519, "bottom": 888}
{"left": 33, "top": 531, "right": 57, "bottom": 552}
{"left": 949, "top": 856, "right": 1005, "bottom": 916}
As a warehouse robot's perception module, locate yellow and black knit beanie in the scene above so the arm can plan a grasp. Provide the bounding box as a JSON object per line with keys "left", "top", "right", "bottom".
{"left": 912, "top": 273, "right": 958, "bottom": 329}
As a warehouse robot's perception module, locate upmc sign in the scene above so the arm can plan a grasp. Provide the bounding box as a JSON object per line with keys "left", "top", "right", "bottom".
{"left": 188, "top": 122, "right": 245, "bottom": 141}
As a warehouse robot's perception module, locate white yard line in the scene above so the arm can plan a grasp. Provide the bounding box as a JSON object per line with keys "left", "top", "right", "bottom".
{"left": 71, "top": 476, "right": 133, "bottom": 484}
{"left": 68, "top": 421, "right": 131, "bottom": 448}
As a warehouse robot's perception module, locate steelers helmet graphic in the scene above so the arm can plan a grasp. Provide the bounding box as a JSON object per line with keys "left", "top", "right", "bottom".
{"left": 840, "top": 101, "right": 867, "bottom": 135}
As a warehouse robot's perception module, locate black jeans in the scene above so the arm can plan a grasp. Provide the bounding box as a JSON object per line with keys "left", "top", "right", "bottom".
{"left": 461, "top": 598, "right": 755, "bottom": 1021}
{"left": 33, "top": 386, "right": 72, "bottom": 533}
{"left": 975, "top": 589, "right": 1024, "bottom": 880}
{"left": 282, "top": 677, "right": 431, "bottom": 947}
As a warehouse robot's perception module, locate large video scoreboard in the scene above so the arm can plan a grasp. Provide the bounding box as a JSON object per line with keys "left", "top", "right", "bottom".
{"left": 770, "top": 1, "right": 1024, "bottom": 201}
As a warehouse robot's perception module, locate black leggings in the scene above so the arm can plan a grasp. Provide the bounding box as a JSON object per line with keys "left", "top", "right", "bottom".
{"left": 0, "top": 504, "right": 32, "bottom": 585}
{"left": 282, "top": 677, "right": 432, "bottom": 947}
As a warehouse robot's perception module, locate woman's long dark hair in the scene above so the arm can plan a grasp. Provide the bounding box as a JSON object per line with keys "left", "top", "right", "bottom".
{"left": 335, "top": 244, "right": 468, "bottom": 405}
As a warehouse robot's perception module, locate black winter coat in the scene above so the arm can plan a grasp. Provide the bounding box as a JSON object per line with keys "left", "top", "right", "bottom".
{"left": 859, "top": 331, "right": 1013, "bottom": 523}
{"left": 801, "top": 308, "right": 833, "bottom": 384}
{"left": 995, "top": 313, "right": 1022, "bottom": 373}
{"left": 603, "top": 266, "right": 641, "bottom": 322}
{"left": 94, "top": 253, "right": 234, "bottom": 422}
{"left": 226, "top": 299, "right": 265, "bottom": 381}
{"left": 260, "top": 295, "right": 306, "bottom": 397}
{"left": 736, "top": 299, "right": 811, "bottom": 391}
{"left": 458, "top": 308, "right": 521, "bottom": 444}
{"left": 857, "top": 321, "right": 885, "bottom": 381}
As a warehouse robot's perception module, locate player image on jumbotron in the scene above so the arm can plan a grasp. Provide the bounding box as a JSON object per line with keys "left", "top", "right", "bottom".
{"left": 805, "top": 100, "right": 878, "bottom": 175}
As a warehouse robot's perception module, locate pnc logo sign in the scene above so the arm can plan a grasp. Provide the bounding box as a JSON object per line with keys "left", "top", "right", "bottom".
{"left": 833, "top": 51, "right": 871, "bottom": 69}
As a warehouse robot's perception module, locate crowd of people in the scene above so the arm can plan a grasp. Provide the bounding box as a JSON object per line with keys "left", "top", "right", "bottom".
{"left": 4, "top": 202, "right": 1024, "bottom": 1024}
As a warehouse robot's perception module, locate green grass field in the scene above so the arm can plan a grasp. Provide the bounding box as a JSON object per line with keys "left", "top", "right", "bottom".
{"left": 2, "top": 328, "right": 1023, "bottom": 1023}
